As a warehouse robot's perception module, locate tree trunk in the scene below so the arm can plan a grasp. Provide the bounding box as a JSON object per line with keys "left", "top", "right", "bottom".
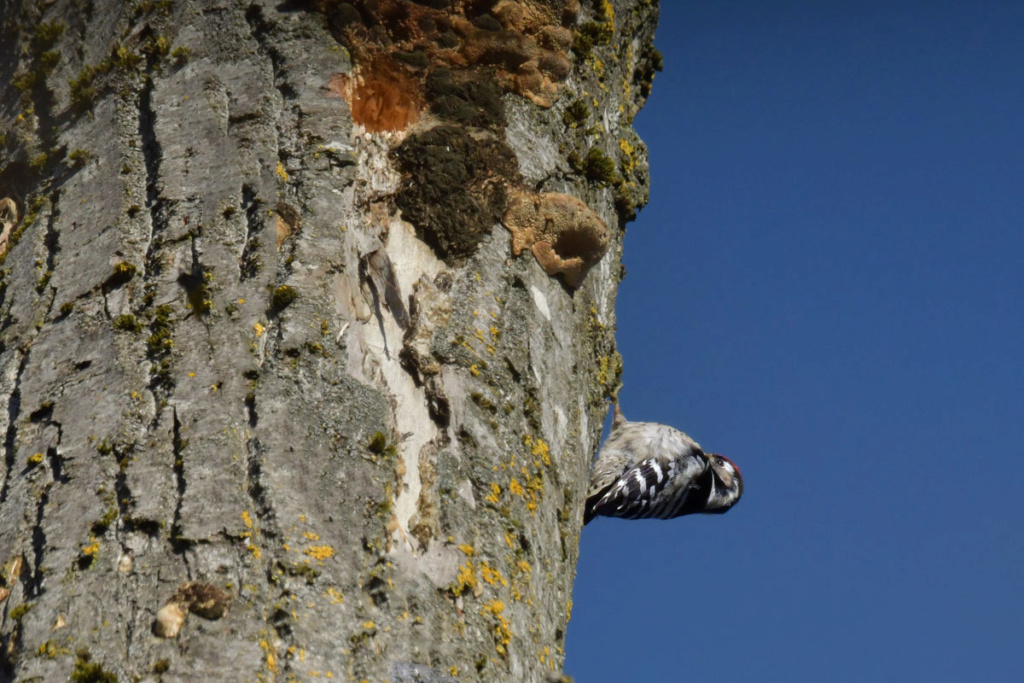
{"left": 0, "top": 0, "right": 658, "bottom": 680}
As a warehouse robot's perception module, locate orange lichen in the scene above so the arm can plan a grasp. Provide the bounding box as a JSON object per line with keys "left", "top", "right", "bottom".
{"left": 320, "top": 0, "right": 581, "bottom": 131}
{"left": 328, "top": 55, "right": 424, "bottom": 132}
{"left": 503, "top": 190, "right": 610, "bottom": 288}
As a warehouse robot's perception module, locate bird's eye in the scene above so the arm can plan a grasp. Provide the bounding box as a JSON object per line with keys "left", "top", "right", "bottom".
{"left": 715, "top": 456, "right": 725, "bottom": 467}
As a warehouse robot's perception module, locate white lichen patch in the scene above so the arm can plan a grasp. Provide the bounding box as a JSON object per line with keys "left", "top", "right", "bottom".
{"left": 529, "top": 285, "right": 551, "bottom": 321}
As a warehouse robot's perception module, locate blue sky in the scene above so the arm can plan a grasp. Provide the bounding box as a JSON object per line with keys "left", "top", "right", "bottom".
{"left": 566, "top": 2, "right": 1024, "bottom": 681}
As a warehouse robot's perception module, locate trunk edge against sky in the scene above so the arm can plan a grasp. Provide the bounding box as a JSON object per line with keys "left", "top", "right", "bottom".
{"left": 0, "top": 1, "right": 659, "bottom": 680}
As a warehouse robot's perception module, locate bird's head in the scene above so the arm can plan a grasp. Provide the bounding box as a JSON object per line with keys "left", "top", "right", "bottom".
{"left": 704, "top": 453, "right": 743, "bottom": 513}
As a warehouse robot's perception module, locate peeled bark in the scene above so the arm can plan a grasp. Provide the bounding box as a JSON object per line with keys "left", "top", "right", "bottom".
{"left": 0, "top": 1, "right": 658, "bottom": 680}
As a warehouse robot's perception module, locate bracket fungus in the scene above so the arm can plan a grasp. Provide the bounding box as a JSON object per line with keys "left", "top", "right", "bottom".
{"left": 502, "top": 191, "right": 609, "bottom": 288}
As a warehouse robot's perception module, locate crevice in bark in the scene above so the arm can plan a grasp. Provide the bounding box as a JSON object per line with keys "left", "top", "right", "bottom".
{"left": 29, "top": 484, "right": 49, "bottom": 598}
{"left": 239, "top": 184, "right": 264, "bottom": 281}
{"left": 169, "top": 407, "right": 192, "bottom": 567}
{"left": 244, "top": 382, "right": 258, "bottom": 428}
{"left": 112, "top": 443, "right": 134, "bottom": 534}
{"left": 138, "top": 57, "right": 166, "bottom": 280}
{"left": 0, "top": 350, "right": 28, "bottom": 506}
{"left": 45, "top": 431, "right": 66, "bottom": 487}
{"left": 243, "top": 5, "right": 289, "bottom": 98}
{"left": 177, "top": 232, "right": 210, "bottom": 321}
{"left": 244, "top": 434, "right": 277, "bottom": 552}
{"left": 37, "top": 189, "right": 61, "bottom": 300}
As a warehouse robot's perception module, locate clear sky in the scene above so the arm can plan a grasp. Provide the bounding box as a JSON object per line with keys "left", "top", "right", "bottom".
{"left": 566, "top": 2, "right": 1024, "bottom": 681}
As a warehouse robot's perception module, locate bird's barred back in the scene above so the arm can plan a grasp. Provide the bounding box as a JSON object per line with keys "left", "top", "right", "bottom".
{"left": 602, "top": 458, "right": 695, "bottom": 520}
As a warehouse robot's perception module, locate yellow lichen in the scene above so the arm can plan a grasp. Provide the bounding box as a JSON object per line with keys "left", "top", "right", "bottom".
{"left": 480, "top": 562, "right": 507, "bottom": 588}
{"left": 530, "top": 438, "right": 551, "bottom": 466}
{"left": 326, "top": 587, "right": 344, "bottom": 604}
{"left": 259, "top": 639, "right": 278, "bottom": 672}
{"left": 481, "top": 600, "right": 512, "bottom": 657}
{"left": 241, "top": 510, "right": 254, "bottom": 529}
{"left": 508, "top": 479, "right": 524, "bottom": 497}
{"left": 453, "top": 561, "right": 476, "bottom": 596}
{"left": 484, "top": 483, "right": 500, "bottom": 505}
{"left": 275, "top": 161, "right": 289, "bottom": 182}
{"left": 253, "top": 322, "right": 265, "bottom": 337}
{"left": 303, "top": 545, "right": 335, "bottom": 562}
{"left": 457, "top": 544, "right": 475, "bottom": 556}
{"left": 302, "top": 531, "right": 320, "bottom": 541}
{"left": 81, "top": 537, "right": 100, "bottom": 556}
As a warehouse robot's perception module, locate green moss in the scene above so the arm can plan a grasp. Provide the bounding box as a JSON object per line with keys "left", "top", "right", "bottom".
{"left": 39, "top": 50, "right": 61, "bottom": 73}
{"left": 179, "top": 269, "right": 213, "bottom": 314}
{"left": 36, "top": 270, "right": 52, "bottom": 293}
{"left": 368, "top": 431, "right": 388, "bottom": 455}
{"left": 573, "top": 22, "right": 612, "bottom": 60}
{"left": 285, "top": 562, "right": 321, "bottom": 584}
{"left": 146, "top": 327, "right": 172, "bottom": 354}
{"left": 636, "top": 45, "right": 664, "bottom": 98}
{"left": 170, "top": 46, "right": 191, "bottom": 66}
{"left": 143, "top": 35, "right": 172, "bottom": 61}
{"left": 28, "top": 152, "right": 51, "bottom": 173}
{"left": 58, "top": 301, "right": 73, "bottom": 318}
{"left": 34, "top": 21, "right": 66, "bottom": 47}
{"left": 107, "top": 261, "right": 137, "bottom": 288}
{"left": 425, "top": 67, "right": 504, "bottom": 128}
{"left": 470, "top": 392, "right": 497, "bottom": 414}
{"left": 91, "top": 504, "right": 118, "bottom": 535}
{"left": 394, "top": 125, "right": 519, "bottom": 263}
{"left": 112, "top": 314, "right": 142, "bottom": 333}
{"left": 152, "top": 659, "right": 170, "bottom": 674}
{"left": 395, "top": 50, "right": 429, "bottom": 69}
{"left": 614, "top": 184, "right": 643, "bottom": 221}
{"left": 9, "top": 601, "right": 33, "bottom": 620}
{"left": 146, "top": 302, "right": 175, "bottom": 386}
{"left": 470, "top": 13, "right": 500, "bottom": 30}
{"left": 271, "top": 285, "right": 298, "bottom": 311}
{"left": 136, "top": 0, "right": 173, "bottom": 17}
{"left": 71, "top": 649, "right": 118, "bottom": 683}
{"left": 69, "top": 65, "right": 99, "bottom": 113}
{"left": 582, "top": 147, "right": 617, "bottom": 185}
{"left": 12, "top": 71, "right": 38, "bottom": 94}
{"left": 69, "top": 148, "right": 93, "bottom": 167}
{"left": 153, "top": 304, "right": 173, "bottom": 327}
{"left": 562, "top": 98, "right": 590, "bottom": 128}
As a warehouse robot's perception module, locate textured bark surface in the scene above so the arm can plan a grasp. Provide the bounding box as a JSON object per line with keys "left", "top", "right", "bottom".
{"left": 0, "top": 1, "right": 658, "bottom": 680}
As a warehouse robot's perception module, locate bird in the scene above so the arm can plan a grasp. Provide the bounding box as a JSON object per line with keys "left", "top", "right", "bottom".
{"left": 584, "top": 402, "right": 743, "bottom": 524}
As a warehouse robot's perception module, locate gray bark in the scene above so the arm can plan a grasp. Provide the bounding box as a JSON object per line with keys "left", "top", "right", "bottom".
{"left": 0, "top": 1, "right": 658, "bottom": 680}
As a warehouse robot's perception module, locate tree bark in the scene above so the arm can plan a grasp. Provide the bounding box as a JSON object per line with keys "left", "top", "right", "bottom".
{"left": 0, "top": 1, "right": 658, "bottom": 680}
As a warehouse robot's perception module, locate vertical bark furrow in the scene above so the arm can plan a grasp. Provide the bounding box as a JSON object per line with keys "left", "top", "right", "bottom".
{"left": 0, "top": 350, "right": 27, "bottom": 507}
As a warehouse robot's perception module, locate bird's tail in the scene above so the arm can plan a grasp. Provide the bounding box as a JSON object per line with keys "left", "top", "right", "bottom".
{"left": 611, "top": 399, "right": 627, "bottom": 431}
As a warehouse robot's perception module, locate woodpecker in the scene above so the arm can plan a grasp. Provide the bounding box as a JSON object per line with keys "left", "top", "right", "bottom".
{"left": 584, "top": 403, "right": 743, "bottom": 524}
